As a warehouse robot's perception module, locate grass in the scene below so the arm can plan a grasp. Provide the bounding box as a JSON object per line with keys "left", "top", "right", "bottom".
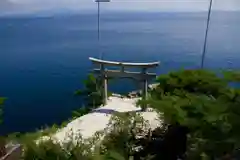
{"left": 7, "top": 125, "right": 59, "bottom": 144}
{"left": 22, "top": 134, "right": 99, "bottom": 160}
{"left": 5, "top": 102, "right": 105, "bottom": 155}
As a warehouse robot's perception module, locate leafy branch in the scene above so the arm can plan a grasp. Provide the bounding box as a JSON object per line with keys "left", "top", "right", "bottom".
{"left": 0, "top": 97, "right": 6, "bottom": 125}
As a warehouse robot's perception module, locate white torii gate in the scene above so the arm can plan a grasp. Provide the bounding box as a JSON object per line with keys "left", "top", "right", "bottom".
{"left": 89, "top": 57, "right": 160, "bottom": 104}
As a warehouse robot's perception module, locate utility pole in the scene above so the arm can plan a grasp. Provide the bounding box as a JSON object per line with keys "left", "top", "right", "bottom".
{"left": 95, "top": 0, "right": 110, "bottom": 60}
{"left": 201, "top": 0, "right": 213, "bottom": 68}
{"left": 94, "top": 0, "right": 111, "bottom": 105}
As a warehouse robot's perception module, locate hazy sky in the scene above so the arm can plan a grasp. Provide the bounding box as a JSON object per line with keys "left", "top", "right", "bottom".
{"left": 0, "top": 0, "right": 240, "bottom": 15}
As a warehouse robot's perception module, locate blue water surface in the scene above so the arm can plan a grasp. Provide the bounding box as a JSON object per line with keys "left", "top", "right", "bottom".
{"left": 0, "top": 11, "right": 239, "bottom": 134}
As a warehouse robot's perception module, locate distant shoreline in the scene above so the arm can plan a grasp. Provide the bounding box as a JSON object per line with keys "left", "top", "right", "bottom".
{"left": 1, "top": 10, "right": 239, "bottom": 18}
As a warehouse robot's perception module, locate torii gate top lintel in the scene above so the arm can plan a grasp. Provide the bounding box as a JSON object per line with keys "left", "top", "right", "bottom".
{"left": 89, "top": 57, "right": 160, "bottom": 68}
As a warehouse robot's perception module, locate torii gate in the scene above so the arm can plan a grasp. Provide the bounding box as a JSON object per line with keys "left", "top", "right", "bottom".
{"left": 89, "top": 57, "right": 160, "bottom": 105}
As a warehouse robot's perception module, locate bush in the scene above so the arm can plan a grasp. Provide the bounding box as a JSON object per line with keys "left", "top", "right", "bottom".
{"left": 22, "top": 132, "right": 103, "bottom": 160}
{"left": 75, "top": 74, "right": 103, "bottom": 108}
{"left": 21, "top": 112, "right": 160, "bottom": 160}
{"left": 142, "top": 69, "right": 240, "bottom": 159}
{"left": 0, "top": 97, "right": 6, "bottom": 125}
{"left": 101, "top": 112, "right": 149, "bottom": 160}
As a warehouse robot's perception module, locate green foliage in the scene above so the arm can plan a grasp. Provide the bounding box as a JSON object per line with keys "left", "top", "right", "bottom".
{"left": 155, "top": 69, "right": 228, "bottom": 97}
{"left": 223, "top": 70, "right": 240, "bottom": 82}
{"left": 7, "top": 124, "right": 60, "bottom": 145}
{"left": 73, "top": 74, "right": 114, "bottom": 121}
{"left": 22, "top": 128, "right": 110, "bottom": 160}
{"left": 0, "top": 98, "right": 5, "bottom": 105}
{"left": 72, "top": 107, "right": 92, "bottom": 119}
{"left": 20, "top": 113, "right": 148, "bottom": 160}
{"left": 0, "top": 97, "right": 6, "bottom": 124}
{"left": 141, "top": 69, "right": 240, "bottom": 159}
{"left": 23, "top": 139, "right": 96, "bottom": 160}
{"left": 100, "top": 113, "right": 152, "bottom": 160}
{"left": 75, "top": 74, "right": 103, "bottom": 108}
{"left": 20, "top": 112, "right": 156, "bottom": 160}
{"left": 9, "top": 105, "right": 169, "bottom": 160}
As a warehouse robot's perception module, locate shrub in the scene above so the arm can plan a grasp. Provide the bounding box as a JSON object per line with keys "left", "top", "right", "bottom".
{"left": 142, "top": 69, "right": 240, "bottom": 159}
{"left": 75, "top": 74, "right": 103, "bottom": 108}
{"left": 22, "top": 133, "right": 101, "bottom": 160}
{"left": 0, "top": 97, "right": 6, "bottom": 125}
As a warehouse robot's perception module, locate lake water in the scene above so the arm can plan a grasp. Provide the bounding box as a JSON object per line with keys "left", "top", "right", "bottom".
{"left": 0, "top": 12, "right": 239, "bottom": 134}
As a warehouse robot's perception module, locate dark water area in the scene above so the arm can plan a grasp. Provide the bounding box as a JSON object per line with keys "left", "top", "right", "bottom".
{"left": 0, "top": 11, "right": 239, "bottom": 134}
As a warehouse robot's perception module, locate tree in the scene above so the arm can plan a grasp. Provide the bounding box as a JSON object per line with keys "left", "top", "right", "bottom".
{"left": 140, "top": 69, "right": 240, "bottom": 159}
{"left": 75, "top": 74, "right": 103, "bottom": 108}
{"left": 101, "top": 113, "right": 147, "bottom": 160}
{"left": 0, "top": 97, "right": 6, "bottom": 157}
{"left": 0, "top": 97, "right": 5, "bottom": 125}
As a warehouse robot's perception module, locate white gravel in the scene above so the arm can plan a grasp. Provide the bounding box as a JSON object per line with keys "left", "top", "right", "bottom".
{"left": 39, "top": 96, "right": 161, "bottom": 145}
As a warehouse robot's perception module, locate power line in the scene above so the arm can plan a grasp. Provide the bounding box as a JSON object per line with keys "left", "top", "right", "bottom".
{"left": 95, "top": 0, "right": 110, "bottom": 60}
{"left": 201, "top": 0, "right": 213, "bottom": 69}
{"left": 97, "top": 1, "right": 101, "bottom": 59}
